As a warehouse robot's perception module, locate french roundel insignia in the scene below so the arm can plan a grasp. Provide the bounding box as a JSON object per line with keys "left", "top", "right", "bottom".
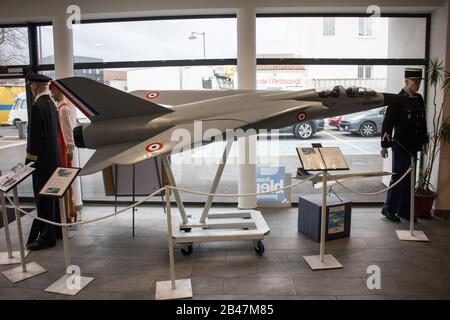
{"left": 146, "top": 92, "right": 159, "bottom": 99}
{"left": 145, "top": 142, "right": 163, "bottom": 153}
{"left": 297, "top": 112, "right": 307, "bottom": 121}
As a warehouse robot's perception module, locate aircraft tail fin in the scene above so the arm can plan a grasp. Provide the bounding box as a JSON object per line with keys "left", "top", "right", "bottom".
{"left": 51, "top": 77, "right": 173, "bottom": 122}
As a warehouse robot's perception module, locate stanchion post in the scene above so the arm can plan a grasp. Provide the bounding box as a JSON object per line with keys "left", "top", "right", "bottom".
{"left": 303, "top": 172, "right": 343, "bottom": 270}
{"left": 155, "top": 185, "right": 192, "bottom": 300}
{"left": 58, "top": 197, "right": 71, "bottom": 271}
{"left": 0, "top": 190, "right": 13, "bottom": 259}
{"left": 319, "top": 170, "right": 327, "bottom": 262}
{"left": 396, "top": 156, "right": 429, "bottom": 241}
{"left": 166, "top": 185, "right": 176, "bottom": 289}
{"left": 13, "top": 187, "right": 26, "bottom": 273}
{"left": 410, "top": 157, "right": 415, "bottom": 236}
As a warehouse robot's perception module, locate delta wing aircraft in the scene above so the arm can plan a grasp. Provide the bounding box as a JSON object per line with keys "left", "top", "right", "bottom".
{"left": 50, "top": 77, "right": 410, "bottom": 176}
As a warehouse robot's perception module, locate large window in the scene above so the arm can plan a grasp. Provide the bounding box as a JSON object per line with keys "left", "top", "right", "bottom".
{"left": 71, "top": 18, "right": 236, "bottom": 63}
{"left": 0, "top": 14, "right": 430, "bottom": 204}
{"left": 256, "top": 17, "right": 426, "bottom": 59}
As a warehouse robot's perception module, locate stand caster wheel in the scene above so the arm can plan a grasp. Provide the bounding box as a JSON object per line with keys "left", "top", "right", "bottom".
{"left": 253, "top": 241, "right": 265, "bottom": 256}
{"left": 180, "top": 243, "right": 193, "bottom": 256}
{"left": 180, "top": 227, "right": 192, "bottom": 233}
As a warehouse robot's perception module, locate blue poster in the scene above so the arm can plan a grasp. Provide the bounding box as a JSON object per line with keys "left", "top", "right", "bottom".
{"left": 256, "top": 167, "right": 286, "bottom": 202}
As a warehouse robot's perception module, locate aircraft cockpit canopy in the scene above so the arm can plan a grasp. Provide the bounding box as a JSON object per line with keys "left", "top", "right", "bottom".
{"left": 318, "top": 86, "right": 376, "bottom": 98}
{"left": 317, "top": 85, "right": 344, "bottom": 98}
{"left": 345, "top": 86, "right": 376, "bottom": 97}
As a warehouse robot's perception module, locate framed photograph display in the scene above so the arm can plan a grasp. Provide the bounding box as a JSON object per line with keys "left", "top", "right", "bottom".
{"left": 0, "top": 163, "right": 35, "bottom": 193}
{"left": 39, "top": 167, "right": 81, "bottom": 198}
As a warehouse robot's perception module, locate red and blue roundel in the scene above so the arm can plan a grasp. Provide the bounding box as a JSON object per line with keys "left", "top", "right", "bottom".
{"left": 146, "top": 92, "right": 159, "bottom": 99}
{"left": 297, "top": 112, "right": 307, "bottom": 121}
{"left": 145, "top": 142, "right": 163, "bottom": 153}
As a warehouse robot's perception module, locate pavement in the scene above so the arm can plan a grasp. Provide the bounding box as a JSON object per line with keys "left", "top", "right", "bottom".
{"left": 0, "top": 124, "right": 386, "bottom": 202}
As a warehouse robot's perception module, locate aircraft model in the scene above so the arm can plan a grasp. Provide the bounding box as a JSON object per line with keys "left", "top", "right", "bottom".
{"left": 50, "top": 78, "right": 412, "bottom": 175}
{"left": 295, "top": 167, "right": 393, "bottom": 189}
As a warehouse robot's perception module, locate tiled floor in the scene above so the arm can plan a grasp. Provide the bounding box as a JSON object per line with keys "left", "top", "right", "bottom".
{"left": 1, "top": 205, "right": 450, "bottom": 300}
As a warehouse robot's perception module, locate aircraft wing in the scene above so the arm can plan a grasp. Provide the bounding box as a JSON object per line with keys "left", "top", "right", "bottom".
{"left": 80, "top": 119, "right": 247, "bottom": 175}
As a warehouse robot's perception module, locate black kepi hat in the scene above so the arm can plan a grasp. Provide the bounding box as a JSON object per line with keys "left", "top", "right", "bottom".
{"left": 404, "top": 68, "right": 423, "bottom": 80}
{"left": 25, "top": 71, "right": 52, "bottom": 83}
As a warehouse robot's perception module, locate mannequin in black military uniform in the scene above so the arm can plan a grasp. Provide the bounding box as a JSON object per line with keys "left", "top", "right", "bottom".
{"left": 25, "top": 72, "right": 61, "bottom": 250}
{"left": 380, "top": 68, "right": 429, "bottom": 222}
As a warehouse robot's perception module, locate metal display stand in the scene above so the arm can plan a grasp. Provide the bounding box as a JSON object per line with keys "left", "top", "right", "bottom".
{"left": 2, "top": 187, "right": 46, "bottom": 282}
{"left": 0, "top": 182, "right": 30, "bottom": 265}
{"left": 297, "top": 146, "right": 345, "bottom": 270}
{"left": 396, "top": 156, "right": 430, "bottom": 242}
{"left": 155, "top": 185, "right": 192, "bottom": 300}
{"left": 113, "top": 157, "right": 165, "bottom": 237}
{"left": 40, "top": 167, "right": 94, "bottom": 295}
{"left": 303, "top": 171, "right": 343, "bottom": 270}
{"left": 161, "top": 139, "right": 270, "bottom": 257}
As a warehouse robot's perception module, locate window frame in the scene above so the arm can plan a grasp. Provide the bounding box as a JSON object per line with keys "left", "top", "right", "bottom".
{"left": 0, "top": 12, "right": 432, "bottom": 204}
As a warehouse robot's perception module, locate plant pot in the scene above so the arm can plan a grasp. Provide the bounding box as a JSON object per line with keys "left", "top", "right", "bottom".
{"left": 414, "top": 192, "right": 437, "bottom": 218}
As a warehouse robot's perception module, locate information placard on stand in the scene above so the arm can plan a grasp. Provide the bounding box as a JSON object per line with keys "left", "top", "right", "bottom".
{"left": 296, "top": 147, "right": 347, "bottom": 270}
{"left": 39, "top": 167, "right": 94, "bottom": 295}
{"left": 0, "top": 163, "right": 46, "bottom": 281}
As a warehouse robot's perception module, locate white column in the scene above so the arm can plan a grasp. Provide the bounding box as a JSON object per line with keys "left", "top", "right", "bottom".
{"left": 52, "top": 14, "right": 83, "bottom": 209}
{"left": 237, "top": 7, "right": 257, "bottom": 209}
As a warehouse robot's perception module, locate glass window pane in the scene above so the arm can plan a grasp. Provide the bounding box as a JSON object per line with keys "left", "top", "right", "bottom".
{"left": 66, "top": 65, "right": 236, "bottom": 201}
{"left": 37, "top": 25, "right": 54, "bottom": 64}
{"left": 257, "top": 17, "right": 426, "bottom": 59}
{"left": 0, "top": 27, "right": 29, "bottom": 65}
{"left": 71, "top": 18, "right": 236, "bottom": 63}
{"left": 256, "top": 64, "right": 424, "bottom": 203}
{"left": 0, "top": 79, "right": 33, "bottom": 196}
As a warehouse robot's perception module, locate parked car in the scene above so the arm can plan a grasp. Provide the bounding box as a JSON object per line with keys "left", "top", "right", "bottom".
{"left": 8, "top": 92, "right": 27, "bottom": 127}
{"left": 280, "top": 119, "right": 325, "bottom": 139}
{"left": 339, "top": 107, "right": 385, "bottom": 137}
{"left": 328, "top": 115, "right": 343, "bottom": 129}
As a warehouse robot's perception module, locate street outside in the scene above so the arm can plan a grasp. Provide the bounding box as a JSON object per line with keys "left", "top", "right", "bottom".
{"left": 0, "top": 123, "right": 386, "bottom": 203}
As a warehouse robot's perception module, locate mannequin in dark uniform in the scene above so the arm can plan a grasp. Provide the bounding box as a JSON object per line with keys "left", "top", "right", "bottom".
{"left": 380, "top": 68, "right": 429, "bottom": 222}
{"left": 25, "top": 72, "right": 61, "bottom": 250}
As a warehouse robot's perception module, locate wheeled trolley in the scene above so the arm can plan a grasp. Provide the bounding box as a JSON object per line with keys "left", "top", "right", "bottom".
{"left": 161, "top": 139, "right": 271, "bottom": 256}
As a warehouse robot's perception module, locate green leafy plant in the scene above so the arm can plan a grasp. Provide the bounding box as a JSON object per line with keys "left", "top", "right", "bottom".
{"left": 416, "top": 59, "right": 450, "bottom": 195}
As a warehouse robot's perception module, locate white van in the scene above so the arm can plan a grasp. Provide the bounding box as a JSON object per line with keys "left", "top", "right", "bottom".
{"left": 8, "top": 92, "right": 27, "bottom": 127}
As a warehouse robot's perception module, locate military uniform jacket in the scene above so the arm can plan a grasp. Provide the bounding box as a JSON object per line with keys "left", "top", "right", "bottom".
{"left": 381, "top": 88, "right": 429, "bottom": 153}
{"left": 26, "top": 94, "right": 60, "bottom": 175}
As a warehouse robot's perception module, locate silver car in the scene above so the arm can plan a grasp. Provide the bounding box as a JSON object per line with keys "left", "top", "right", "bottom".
{"left": 339, "top": 107, "right": 386, "bottom": 137}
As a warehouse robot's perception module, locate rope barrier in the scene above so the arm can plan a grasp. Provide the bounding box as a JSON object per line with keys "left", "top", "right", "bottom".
{"left": 3, "top": 167, "right": 410, "bottom": 228}
{"left": 326, "top": 167, "right": 412, "bottom": 195}
{"left": 170, "top": 172, "right": 321, "bottom": 197}
{"left": 5, "top": 187, "right": 165, "bottom": 228}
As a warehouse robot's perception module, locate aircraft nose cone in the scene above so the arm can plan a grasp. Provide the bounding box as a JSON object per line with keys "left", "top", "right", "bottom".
{"left": 382, "top": 93, "right": 416, "bottom": 106}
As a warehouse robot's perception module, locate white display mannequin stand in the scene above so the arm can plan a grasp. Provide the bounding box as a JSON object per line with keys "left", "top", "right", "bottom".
{"left": 155, "top": 185, "right": 192, "bottom": 300}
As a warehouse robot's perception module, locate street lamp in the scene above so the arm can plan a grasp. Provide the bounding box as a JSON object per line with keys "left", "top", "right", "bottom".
{"left": 188, "top": 31, "right": 206, "bottom": 59}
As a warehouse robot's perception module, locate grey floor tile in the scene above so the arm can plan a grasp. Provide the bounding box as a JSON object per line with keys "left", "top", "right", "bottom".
{"left": 88, "top": 273, "right": 155, "bottom": 293}
{"left": 223, "top": 277, "right": 296, "bottom": 295}
{"left": 192, "top": 261, "right": 257, "bottom": 277}
{"left": 293, "top": 277, "right": 370, "bottom": 296}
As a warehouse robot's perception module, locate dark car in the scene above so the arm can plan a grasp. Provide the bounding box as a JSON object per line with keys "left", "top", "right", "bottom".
{"left": 339, "top": 107, "right": 386, "bottom": 137}
{"left": 280, "top": 119, "right": 325, "bottom": 139}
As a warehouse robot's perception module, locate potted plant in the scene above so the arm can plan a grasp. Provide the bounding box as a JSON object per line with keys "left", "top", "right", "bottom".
{"left": 415, "top": 59, "right": 450, "bottom": 217}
